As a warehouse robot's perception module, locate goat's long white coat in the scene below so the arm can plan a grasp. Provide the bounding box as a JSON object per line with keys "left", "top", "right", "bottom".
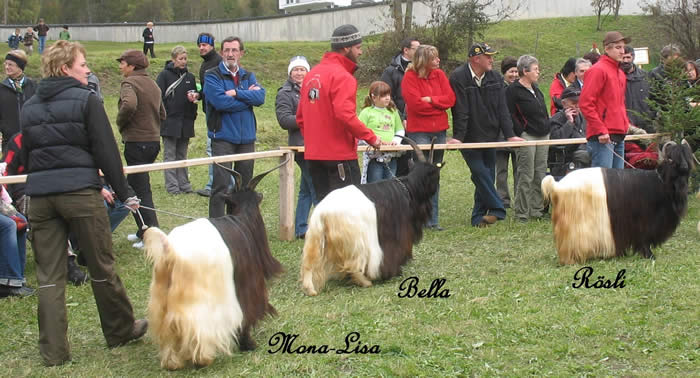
{"left": 144, "top": 219, "right": 243, "bottom": 369}
{"left": 542, "top": 168, "right": 616, "bottom": 264}
{"left": 301, "top": 185, "right": 384, "bottom": 296}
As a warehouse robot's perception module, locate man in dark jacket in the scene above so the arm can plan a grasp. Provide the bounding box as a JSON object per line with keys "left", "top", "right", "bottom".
{"left": 622, "top": 46, "right": 655, "bottom": 132}
{"left": 448, "top": 42, "right": 524, "bottom": 227}
{"left": 142, "top": 21, "right": 155, "bottom": 58}
{"left": 0, "top": 50, "right": 36, "bottom": 152}
{"left": 380, "top": 37, "right": 419, "bottom": 176}
{"left": 204, "top": 36, "right": 265, "bottom": 218}
{"left": 196, "top": 32, "right": 222, "bottom": 197}
{"left": 117, "top": 49, "right": 166, "bottom": 245}
{"left": 21, "top": 40, "right": 146, "bottom": 366}
{"left": 549, "top": 87, "right": 590, "bottom": 173}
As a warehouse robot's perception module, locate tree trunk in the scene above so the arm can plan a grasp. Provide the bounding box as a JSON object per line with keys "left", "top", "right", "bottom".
{"left": 3, "top": 0, "right": 7, "bottom": 24}
{"left": 613, "top": 0, "right": 621, "bottom": 19}
{"left": 404, "top": 0, "right": 413, "bottom": 32}
{"left": 392, "top": 0, "right": 403, "bottom": 33}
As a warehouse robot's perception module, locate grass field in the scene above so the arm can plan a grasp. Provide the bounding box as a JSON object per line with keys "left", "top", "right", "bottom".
{"left": 1, "top": 15, "right": 699, "bottom": 377}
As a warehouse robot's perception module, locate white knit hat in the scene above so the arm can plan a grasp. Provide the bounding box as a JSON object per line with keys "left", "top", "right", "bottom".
{"left": 288, "top": 56, "right": 310, "bottom": 76}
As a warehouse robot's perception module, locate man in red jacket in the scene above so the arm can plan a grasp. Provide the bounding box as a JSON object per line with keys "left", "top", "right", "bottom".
{"left": 579, "top": 31, "right": 631, "bottom": 169}
{"left": 296, "top": 24, "right": 381, "bottom": 201}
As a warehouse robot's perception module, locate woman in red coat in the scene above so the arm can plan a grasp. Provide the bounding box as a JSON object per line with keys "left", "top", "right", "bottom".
{"left": 401, "top": 45, "right": 456, "bottom": 230}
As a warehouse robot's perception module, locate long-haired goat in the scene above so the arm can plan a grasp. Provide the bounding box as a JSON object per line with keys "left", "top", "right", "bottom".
{"left": 301, "top": 137, "right": 442, "bottom": 296}
{"left": 143, "top": 162, "right": 285, "bottom": 370}
{"left": 542, "top": 140, "right": 697, "bottom": 264}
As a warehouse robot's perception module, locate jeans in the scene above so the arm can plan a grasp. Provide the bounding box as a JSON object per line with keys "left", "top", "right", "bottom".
{"left": 587, "top": 139, "right": 625, "bottom": 169}
{"left": 294, "top": 155, "right": 317, "bottom": 237}
{"left": 38, "top": 35, "right": 46, "bottom": 54}
{"left": 209, "top": 140, "right": 254, "bottom": 218}
{"left": 124, "top": 141, "right": 160, "bottom": 238}
{"left": 495, "top": 148, "right": 517, "bottom": 206}
{"left": 514, "top": 132, "right": 549, "bottom": 220}
{"left": 461, "top": 148, "right": 506, "bottom": 226}
{"left": 162, "top": 136, "right": 193, "bottom": 194}
{"left": 143, "top": 42, "right": 155, "bottom": 58}
{"left": 366, "top": 158, "right": 397, "bottom": 183}
{"left": 0, "top": 213, "right": 27, "bottom": 287}
{"left": 406, "top": 131, "right": 445, "bottom": 227}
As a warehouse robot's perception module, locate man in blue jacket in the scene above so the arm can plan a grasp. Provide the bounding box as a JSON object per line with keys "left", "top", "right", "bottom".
{"left": 203, "top": 36, "right": 265, "bottom": 218}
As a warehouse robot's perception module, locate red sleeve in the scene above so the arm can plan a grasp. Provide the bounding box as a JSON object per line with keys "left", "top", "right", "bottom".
{"left": 429, "top": 70, "right": 456, "bottom": 110}
{"left": 330, "top": 74, "right": 378, "bottom": 145}
{"left": 579, "top": 67, "right": 607, "bottom": 136}
{"left": 549, "top": 79, "right": 563, "bottom": 115}
{"left": 402, "top": 71, "right": 440, "bottom": 116}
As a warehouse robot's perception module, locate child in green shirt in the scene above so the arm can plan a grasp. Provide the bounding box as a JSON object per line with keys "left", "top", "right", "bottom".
{"left": 59, "top": 26, "right": 70, "bottom": 40}
{"left": 359, "top": 81, "right": 405, "bottom": 183}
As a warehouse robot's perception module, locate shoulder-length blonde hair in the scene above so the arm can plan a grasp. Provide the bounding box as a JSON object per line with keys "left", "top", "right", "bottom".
{"left": 41, "top": 40, "right": 87, "bottom": 78}
{"left": 407, "top": 45, "right": 439, "bottom": 78}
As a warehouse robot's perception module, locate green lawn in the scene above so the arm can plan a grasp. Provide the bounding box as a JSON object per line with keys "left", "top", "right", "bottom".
{"left": 1, "top": 15, "right": 699, "bottom": 376}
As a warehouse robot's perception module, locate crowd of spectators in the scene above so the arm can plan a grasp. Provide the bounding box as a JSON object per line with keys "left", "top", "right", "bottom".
{"left": 0, "top": 23, "right": 698, "bottom": 365}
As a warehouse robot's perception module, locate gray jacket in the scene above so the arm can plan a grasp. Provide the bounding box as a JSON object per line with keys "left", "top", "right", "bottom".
{"left": 275, "top": 78, "right": 304, "bottom": 146}
{"left": 625, "top": 66, "right": 655, "bottom": 132}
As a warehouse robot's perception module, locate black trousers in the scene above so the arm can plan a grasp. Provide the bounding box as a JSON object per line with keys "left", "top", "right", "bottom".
{"left": 143, "top": 42, "right": 155, "bottom": 58}
{"left": 209, "top": 140, "right": 255, "bottom": 218}
{"left": 124, "top": 141, "right": 160, "bottom": 238}
{"left": 307, "top": 159, "right": 361, "bottom": 202}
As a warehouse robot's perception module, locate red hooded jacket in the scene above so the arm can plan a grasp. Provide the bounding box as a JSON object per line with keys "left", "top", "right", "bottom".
{"left": 296, "top": 52, "right": 378, "bottom": 160}
{"left": 401, "top": 68, "right": 456, "bottom": 133}
{"left": 579, "top": 54, "right": 629, "bottom": 138}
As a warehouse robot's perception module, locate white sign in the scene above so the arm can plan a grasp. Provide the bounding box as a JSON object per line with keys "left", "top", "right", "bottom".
{"left": 634, "top": 47, "right": 649, "bottom": 65}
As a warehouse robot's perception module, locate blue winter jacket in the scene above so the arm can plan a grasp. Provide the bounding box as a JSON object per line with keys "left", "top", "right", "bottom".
{"left": 204, "top": 61, "right": 265, "bottom": 144}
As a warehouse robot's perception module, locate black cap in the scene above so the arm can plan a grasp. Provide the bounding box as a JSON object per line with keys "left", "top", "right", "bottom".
{"left": 331, "top": 24, "right": 362, "bottom": 50}
{"left": 560, "top": 86, "right": 581, "bottom": 101}
{"left": 469, "top": 42, "right": 497, "bottom": 57}
{"left": 500, "top": 56, "right": 517, "bottom": 74}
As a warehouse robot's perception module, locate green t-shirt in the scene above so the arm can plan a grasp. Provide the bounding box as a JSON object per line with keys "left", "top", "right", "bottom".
{"left": 59, "top": 31, "right": 70, "bottom": 40}
{"left": 358, "top": 106, "right": 404, "bottom": 143}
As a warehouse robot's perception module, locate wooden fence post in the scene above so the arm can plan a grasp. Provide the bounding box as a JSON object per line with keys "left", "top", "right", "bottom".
{"left": 279, "top": 150, "right": 296, "bottom": 241}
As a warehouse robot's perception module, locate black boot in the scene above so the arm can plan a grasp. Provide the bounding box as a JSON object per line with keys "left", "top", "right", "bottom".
{"left": 67, "top": 255, "right": 89, "bottom": 286}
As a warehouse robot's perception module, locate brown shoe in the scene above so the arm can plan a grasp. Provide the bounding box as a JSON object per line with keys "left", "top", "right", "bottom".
{"left": 108, "top": 319, "right": 148, "bottom": 348}
{"left": 482, "top": 215, "right": 498, "bottom": 224}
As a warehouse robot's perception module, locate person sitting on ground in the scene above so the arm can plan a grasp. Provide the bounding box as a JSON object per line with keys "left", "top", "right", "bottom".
{"left": 0, "top": 163, "right": 33, "bottom": 298}
{"left": 549, "top": 87, "right": 590, "bottom": 170}
{"left": 548, "top": 57, "right": 577, "bottom": 115}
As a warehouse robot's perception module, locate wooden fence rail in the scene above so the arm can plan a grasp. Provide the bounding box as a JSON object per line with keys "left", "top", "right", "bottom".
{"left": 0, "top": 133, "right": 664, "bottom": 241}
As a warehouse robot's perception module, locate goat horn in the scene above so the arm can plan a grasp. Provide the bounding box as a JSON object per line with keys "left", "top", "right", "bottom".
{"left": 682, "top": 139, "right": 700, "bottom": 167}
{"left": 428, "top": 136, "right": 437, "bottom": 164}
{"left": 247, "top": 157, "right": 292, "bottom": 191}
{"left": 397, "top": 135, "right": 426, "bottom": 163}
{"left": 215, "top": 162, "right": 243, "bottom": 192}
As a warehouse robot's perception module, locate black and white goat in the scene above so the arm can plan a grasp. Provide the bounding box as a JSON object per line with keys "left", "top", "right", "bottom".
{"left": 143, "top": 162, "right": 284, "bottom": 370}
{"left": 541, "top": 140, "right": 697, "bottom": 264}
{"left": 301, "top": 137, "right": 442, "bottom": 296}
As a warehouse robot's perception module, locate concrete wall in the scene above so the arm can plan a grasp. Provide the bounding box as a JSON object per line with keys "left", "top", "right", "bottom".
{"left": 0, "top": 1, "right": 646, "bottom": 44}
